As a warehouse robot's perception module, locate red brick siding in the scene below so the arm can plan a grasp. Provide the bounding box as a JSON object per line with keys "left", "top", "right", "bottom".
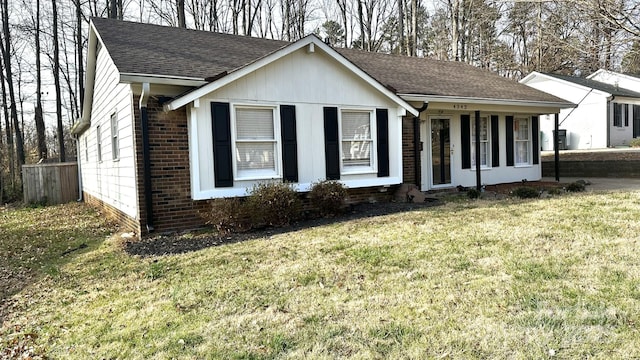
{"left": 84, "top": 192, "right": 140, "bottom": 234}
{"left": 402, "top": 116, "right": 417, "bottom": 185}
{"left": 132, "top": 97, "right": 209, "bottom": 235}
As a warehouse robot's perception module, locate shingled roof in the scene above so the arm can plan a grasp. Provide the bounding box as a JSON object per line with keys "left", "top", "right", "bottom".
{"left": 542, "top": 73, "right": 640, "bottom": 98}
{"left": 91, "top": 17, "right": 570, "bottom": 104}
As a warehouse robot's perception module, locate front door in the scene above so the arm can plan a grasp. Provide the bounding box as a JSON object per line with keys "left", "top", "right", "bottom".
{"left": 431, "top": 118, "right": 451, "bottom": 186}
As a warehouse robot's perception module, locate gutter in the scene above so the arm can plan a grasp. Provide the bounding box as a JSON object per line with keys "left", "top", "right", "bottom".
{"left": 140, "top": 83, "right": 154, "bottom": 232}
{"left": 399, "top": 94, "right": 575, "bottom": 109}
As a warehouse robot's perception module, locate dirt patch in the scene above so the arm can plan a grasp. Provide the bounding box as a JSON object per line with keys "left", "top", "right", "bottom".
{"left": 484, "top": 180, "right": 565, "bottom": 194}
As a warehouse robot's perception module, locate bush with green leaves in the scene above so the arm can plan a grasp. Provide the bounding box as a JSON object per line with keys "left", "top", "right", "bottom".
{"left": 467, "top": 188, "right": 480, "bottom": 199}
{"left": 201, "top": 197, "right": 251, "bottom": 235}
{"left": 245, "top": 182, "right": 302, "bottom": 228}
{"left": 308, "top": 180, "right": 348, "bottom": 217}
{"left": 513, "top": 186, "right": 539, "bottom": 199}
{"left": 566, "top": 182, "right": 585, "bottom": 192}
{"left": 630, "top": 138, "right": 640, "bottom": 148}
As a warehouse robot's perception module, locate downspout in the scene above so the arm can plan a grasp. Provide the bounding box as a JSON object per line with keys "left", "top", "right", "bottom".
{"left": 75, "top": 134, "right": 83, "bottom": 201}
{"left": 554, "top": 113, "right": 560, "bottom": 182}
{"left": 413, "top": 102, "right": 428, "bottom": 187}
{"left": 140, "top": 83, "right": 154, "bottom": 232}
{"left": 474, "top": 110, "right": 481, "bottom": 191}
{"left": 607, "top": 96, "right": 613, "bottom": 148}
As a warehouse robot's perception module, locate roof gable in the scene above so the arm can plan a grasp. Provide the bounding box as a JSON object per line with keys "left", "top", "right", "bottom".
{"left": 537, "top": 72, "right": 640, "bottom": 98}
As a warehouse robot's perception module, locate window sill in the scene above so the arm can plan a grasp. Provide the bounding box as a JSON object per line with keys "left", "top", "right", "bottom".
{"left": 235, "top": 174, "right": 283, "bottom": 182}
{"left": 470, "top": 167, "right": 491, "bottom": 171}
{"left": 341, "top": 169, "right": 377, "bottom": 176}
{"left": 514, "top": 164, "right": 533, "bottom": 168}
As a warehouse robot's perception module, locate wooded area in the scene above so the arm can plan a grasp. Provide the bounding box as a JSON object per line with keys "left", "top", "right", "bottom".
{"left": 0, "top": 0, "right": 639, "bottom": 202}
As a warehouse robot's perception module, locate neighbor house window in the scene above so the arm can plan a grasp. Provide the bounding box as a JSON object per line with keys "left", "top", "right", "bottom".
{"left": 341, "top": 110, "right": 374, "bottom": 172}
{"left": 111, "top": 112, "right": 119, "bottom": 160}
{"left": 613, "top": 103, "right": 623, "bottom": 127}
{"left": 514, "top": 117, "right": 530, "bottom": 165}
{"left": 234, "top": 106, "right": 279, "bottom": 179}
{"left": 97, "top": 125, "right": 102, "bottom": 162}
{"left": 84, "top": 136, "right": 88, "bottom": 161}
{"left": 471, "top": 117, "right": 489, "bottom": 167}
{"left": 625, "top": 104, "right": 629, "bottom": 127}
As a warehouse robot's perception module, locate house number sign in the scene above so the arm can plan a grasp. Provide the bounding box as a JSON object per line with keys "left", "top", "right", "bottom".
{"left": 453, "top": 104, "right": 468, "bottom": 109}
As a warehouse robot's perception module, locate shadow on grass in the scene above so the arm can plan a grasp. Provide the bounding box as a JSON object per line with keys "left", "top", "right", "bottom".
{"left": 124, "top": 201, "right": 443, "bottom": 257}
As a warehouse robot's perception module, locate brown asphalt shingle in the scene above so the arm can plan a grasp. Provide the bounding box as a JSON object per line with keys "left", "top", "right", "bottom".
{"left": 92, "top": 17, "right": 571, "bottom": 104}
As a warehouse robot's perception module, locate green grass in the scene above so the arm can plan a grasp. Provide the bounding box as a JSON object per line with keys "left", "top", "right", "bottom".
{"left": 2, "top": 191, "right": 640, "bottom": 358}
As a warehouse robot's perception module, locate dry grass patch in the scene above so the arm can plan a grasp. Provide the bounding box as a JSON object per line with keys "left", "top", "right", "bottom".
{"left": 2, "top": 192, "right": 640, "bottom": 358}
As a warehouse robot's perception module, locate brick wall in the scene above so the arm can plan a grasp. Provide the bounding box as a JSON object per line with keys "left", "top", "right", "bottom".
{"left": 132, "top": 97, "right": 209, "bottom": 235}
{"left": 542, "top": 160, "right": 640, "bottom": 178}
{"left": 402, "top": 117, "right": 418, "bottom": 185}
{"left": 84, "top": 192, "right": 140, "bottom": 234}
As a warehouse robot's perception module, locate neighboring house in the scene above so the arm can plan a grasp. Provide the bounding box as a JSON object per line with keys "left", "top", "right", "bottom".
{"left": 72, "top": 18, "right": 572, "bottom": 235}
{"left": 521, "top": 72, "right": 640, "bottom": 150}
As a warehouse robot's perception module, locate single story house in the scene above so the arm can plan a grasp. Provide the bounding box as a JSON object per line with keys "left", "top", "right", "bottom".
{"left": 72, "top": 18, "right": 573, "bottom": 235}
{"left": 521, "top": 71, "right": 640, "bottom": 150}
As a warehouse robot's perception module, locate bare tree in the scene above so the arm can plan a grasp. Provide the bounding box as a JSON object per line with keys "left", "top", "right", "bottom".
{"left": 34, "top": 0, "right": 47, "bottom": 160}
{"left": 52, "top": 0, "right": 65, "bottom": 162}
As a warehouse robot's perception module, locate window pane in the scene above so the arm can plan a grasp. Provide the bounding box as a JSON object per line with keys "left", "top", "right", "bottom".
{"left": 342, "top": 141, "right": 371, "bottom": 166}
{"left": 516, "top": 141, "right": 529, "bottom": 164}
{"left": 342, "top": 112, "right": 371, "bottom": 140}
{"left": 236, "top": 142, "right": 275, "bottom": 171}
{"left": 236, "top": 108, "right": 274, "bottom": 140}
{"left": 515, "top": 119, "right": 529, "bottom": 140}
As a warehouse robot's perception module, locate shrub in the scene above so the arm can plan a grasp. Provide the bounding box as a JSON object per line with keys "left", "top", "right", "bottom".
{"left": 630, "top": 138, "right": 640, "bottom": 148}
{"left": 308, "top": 180, "right": 348, "bottom": 217}
{"left": 513, "top": 186, "right": 539, "bottom": 199}
{"left": 467, "top": 188, "right": 480, "bottom": 199}
{"left": 548, "top": 187, "right": 564, "bottom": 195}
{"left": 245, "top": 182, "right": 302, "bottom": 227}
{"left": 566, "top": 182, "right": 585, "bottom": 192}
{"left": 201, "top": 197, "right": 251, "bottom": 235}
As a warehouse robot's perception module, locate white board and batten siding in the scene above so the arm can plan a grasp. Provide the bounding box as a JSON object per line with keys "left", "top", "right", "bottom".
{"left": 189, "top": 47, "right": 405, "bottom": 199}
{"left": 79, "top": 44, "right": 138, "bottom": 218}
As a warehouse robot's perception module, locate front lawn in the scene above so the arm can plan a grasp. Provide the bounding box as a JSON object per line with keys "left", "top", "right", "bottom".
{"left": 2, "top": 192, "right": 640, "bottom": 358}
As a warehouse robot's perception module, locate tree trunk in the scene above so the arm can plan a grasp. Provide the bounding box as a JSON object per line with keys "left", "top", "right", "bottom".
{"left": 1, "top": 0, "right": 25, "bottom": 176}
{"left": 178, "top": 0, "right": 186, "bottom": 28}
{"left": 398, "top": 0, "right": 405, "bottom": 55}
{"left": 52, "top": 0, "right": 66, "bottom": 162}
{"left": 76, "top": 0, "right": 84, "bottom": 115}
{"left": 410, "top": 0, "right": 417, "bottom": 56}
{"left": 35, "top": 0, "right": 47, "bottom": 161}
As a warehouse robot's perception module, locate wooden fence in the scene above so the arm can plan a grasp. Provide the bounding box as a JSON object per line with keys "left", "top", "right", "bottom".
{"left": 22, "top": 163, "right": 79, "bottom": 205}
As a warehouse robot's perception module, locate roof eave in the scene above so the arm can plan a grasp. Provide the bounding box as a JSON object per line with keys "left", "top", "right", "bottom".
{"left": 120, "top": 73, "right": 207, "bottom": 87}
{"left": 399, "top": 94, "right": 576, "bottom": 109}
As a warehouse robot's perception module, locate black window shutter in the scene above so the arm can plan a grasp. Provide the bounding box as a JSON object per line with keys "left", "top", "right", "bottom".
{"left": 461, "top": 114, "right": 471, "bottom": 169}
{"left": 211, "top": 102, "right": 233, "bottom": 187}
{"left": 491, "top": 115, "right": 499, "bottom": 167}
{"left": 280, "top": 105, "right": 298, "bottom": 182}
{"left": 324, "top": 107, "right": 340, "bottom": 180}
{"left": 532, "top": 116, "right": 539, "bottom": 164}
{"left": 376, "top": 109, "right": 389, "bottom": 177}
{"left": 506, "top": 115, "right": 514, "bottom": 166}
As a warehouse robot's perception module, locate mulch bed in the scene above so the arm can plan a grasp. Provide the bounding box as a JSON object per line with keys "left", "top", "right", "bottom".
{"left": 124, "top": 201, "right": 442, "bottom": 257}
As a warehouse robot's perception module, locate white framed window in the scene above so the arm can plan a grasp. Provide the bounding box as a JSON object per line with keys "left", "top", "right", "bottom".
{"left": 111, "top": 112, "right": 119, "bottom": 160}
{"left": 97, "top": 125, "right": 102, "bottom": 162}
{"left": 514, "top": 117, "right": 530, "bottom": 165}
{"left": 471, "top": 116, "right": 489, "bottom": 168}
{"left": 613, "top": 103, "right": 623, "bottom": 127}
{"left": 233, "top": 106, "right": 280, "bottom": 180}
{"left": 341, "top": 110, "right": 375, "bottom": 173}
{"left": 84, "top": 136, "right": 88, "bottom": 161}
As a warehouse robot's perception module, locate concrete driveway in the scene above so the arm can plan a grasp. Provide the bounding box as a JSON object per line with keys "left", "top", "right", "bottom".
{"left": 542, "top": 177, "right": 640, "bottom": 192}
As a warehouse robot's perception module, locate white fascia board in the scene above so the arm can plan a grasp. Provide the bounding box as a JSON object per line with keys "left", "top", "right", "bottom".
{"left": 164, "top": 35, "right": 418, "bottom": 116}
{"left": 520, "top": 72, "right": 611, "bottom": 98}
{"left": 120, "top": 73, "right": 207, "bottom": 87}
{"left": 399, "top": 94, "right": 576, "bottom": 109}
{"left": 586, "top": 69, "right": 608, "bottom": 80}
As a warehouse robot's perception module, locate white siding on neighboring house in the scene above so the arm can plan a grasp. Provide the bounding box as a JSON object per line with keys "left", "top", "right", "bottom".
{"left": 81, "top": 44, "right": 138, "bottom": 218}
{"left": 589, "top": 70, "right": 640, "bottom": 92}
{"left": 523, "top": 76, "right": 608, "bottom": 150}
{"left": 188, "top": 47, "right": 404, "bottom": 199}
{"left": 609, "top": 100, "right": 640, "bottom": 146}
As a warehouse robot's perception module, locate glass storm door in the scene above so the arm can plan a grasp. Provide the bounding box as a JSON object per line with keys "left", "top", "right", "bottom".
{"left": 431, "top": 118, "right": 451, "bottom": 185}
